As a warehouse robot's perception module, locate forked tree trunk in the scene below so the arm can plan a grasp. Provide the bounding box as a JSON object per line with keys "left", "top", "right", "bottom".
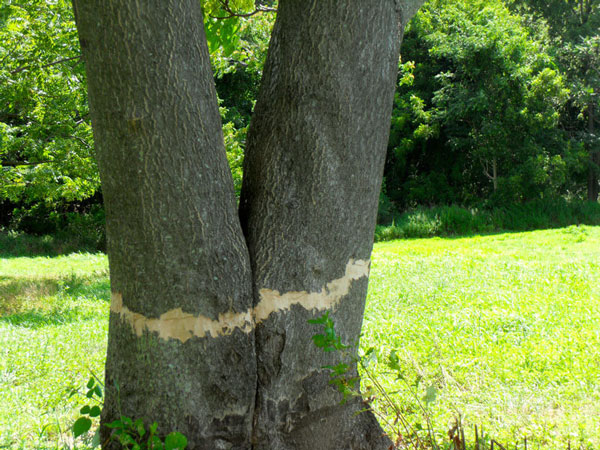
{"left": 72, "top": 0, "right": 422, "bottom": 448}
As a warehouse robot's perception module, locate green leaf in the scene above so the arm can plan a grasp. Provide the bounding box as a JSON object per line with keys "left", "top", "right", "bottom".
{"left": 72, "top": 417, "right": 92, "bottom": 438}
{"left": 148, "top": 435, "right": 164, "bottom": 450}
{"left": 94, "top": 385, "right": 103, "bottom": 398}
{"left": 324, "top": 363, "right": 349, "bottom": 376}
{"left": 121, "top": 415, "right": 133, "bottom": 427}
{"left": 86, "top": 377, "right": 95, "bottom": 389}
{"left": 119, "top": 433, "right": 137, "bottom": 445}
{"left": 80, "top": 405, "right": 90, "bottom": 415}
{"left": 311, "top": 334, "right": 327, "bottom": 348}
{"left": 105, "top": 419, "right": 123, "bottom": 429}
{"left": 135, "top": 418, "right": 145, "bottom": 437}
{"left": 165, "top": 432, "right": 188, "bottom": 450}
{"left": 89, "top": 405, "right": 101, "bottom": 417}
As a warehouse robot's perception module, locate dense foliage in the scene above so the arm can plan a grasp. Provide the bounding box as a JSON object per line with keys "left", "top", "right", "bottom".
{"left": 0, "top": 0, "right": 598, "bottom": 237}
{"left": 382, "top": 0, "right": 581, "bottom": 213}
{"left": 0, "top": 0, "right": 96, "bottom": 225}
{"left": 509, "top": 0, "right": 600, "bottom": 200}
{"left": 0, "top": 0, "right": 274, "bottom": 235}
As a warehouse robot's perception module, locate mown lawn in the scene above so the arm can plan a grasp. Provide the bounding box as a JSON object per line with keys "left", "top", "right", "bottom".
{"left": 1, "top": 226, "right": 599, "bottom": 448}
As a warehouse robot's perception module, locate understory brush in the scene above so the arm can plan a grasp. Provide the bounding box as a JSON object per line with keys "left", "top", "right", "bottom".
{"left": 375, "top": 199, "right": 600, "bottom": 241}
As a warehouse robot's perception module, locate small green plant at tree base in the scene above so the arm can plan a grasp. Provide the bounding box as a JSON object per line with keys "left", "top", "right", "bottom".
{"left": 71, "top": 376, "right": 188, "bottom": 450}
{"left": 308, "top": 312, "right": 359, "bottom": 401}
{"left": 310, "top": 313, "right": 445, "bottom": 450}
{"left": 70, "top": 375, "right": 104, "bottom": 446}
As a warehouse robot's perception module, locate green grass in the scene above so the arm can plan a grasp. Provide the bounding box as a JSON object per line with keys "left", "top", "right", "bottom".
{"left": 362, "top": 225, "right": 600, "bottom": 449}
{"left": 0, "top": 253, "right": 109, "bottom": 449}
{"left": 375, "top": 199, "right": 600, "bottom": 241}
{"left": 1, "top": 227, "right": 600, "bottom": 448}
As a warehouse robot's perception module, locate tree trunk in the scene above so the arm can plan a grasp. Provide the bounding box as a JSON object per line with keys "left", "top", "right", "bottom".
{"left": 587, "top": 102, "right": 598, "bottom": 202}
{"left": 239, "top": 1, "right": 418, "bottom": 448}
{"left": 72, "top": 0, "right": 423, "bottom": 448}
{"left": 72, "top": 1, "right": 256, "bottom": 447}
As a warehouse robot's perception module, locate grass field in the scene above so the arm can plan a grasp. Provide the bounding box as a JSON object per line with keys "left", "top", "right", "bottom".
{"left": 0, "top": 253, "right": 109, "bottom": 449}
{"left": 362, "top": 225, "right": 600, "bottom": 449}
{"left": 1, "top": 226, "right": 599, "bottom": 448}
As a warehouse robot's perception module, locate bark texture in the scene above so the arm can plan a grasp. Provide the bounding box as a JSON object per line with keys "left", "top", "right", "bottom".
{"left": 72, "top": 1, "right": 255, "bottom": 448}
{"left": 73, "top": 0, "right": 423, "bottom": 448}
{"left": 587, "top": 103, "right": 598, "bottom": 202}
{"left": 239, "top": 1, "right": 422, "bottom": 448}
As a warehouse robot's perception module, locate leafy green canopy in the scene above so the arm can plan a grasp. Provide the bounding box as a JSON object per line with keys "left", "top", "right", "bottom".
{"left": 0, "top": 0, "right": 96, "bottom": 205}
{"left": 0, "top": 0, "right": 274, "bottom": 209}
{"left": 509, "top": 0, "right": 599, "bottom": 197}
{"left": 384, "top": 0, "right": 576, "bottom": 209}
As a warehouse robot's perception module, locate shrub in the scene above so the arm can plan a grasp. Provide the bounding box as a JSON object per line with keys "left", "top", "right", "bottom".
{"left": 375, "top": 198, "right": 600, "bottom": 242}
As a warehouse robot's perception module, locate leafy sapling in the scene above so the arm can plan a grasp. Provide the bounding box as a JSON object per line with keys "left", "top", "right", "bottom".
{"left": 308, "top": 312, "right": 360, "bottom": 401}
{"left": 71, "top": 375, "right": 103, "bottom": 445}
{"left": 71, "top": 376, "right": 188, "bottom": 449}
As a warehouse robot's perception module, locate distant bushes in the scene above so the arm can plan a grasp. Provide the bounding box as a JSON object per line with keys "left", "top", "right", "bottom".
{"left": 374, "top": 198, "right": 600, "bottom": 242}
{"left": 0, "top": 205, "right": 106, "bottom": 256}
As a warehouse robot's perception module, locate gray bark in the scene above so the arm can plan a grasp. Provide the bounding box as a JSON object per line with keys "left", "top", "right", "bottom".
{"left": 587, "top": 102, "right": 598, "bottom": 202}
{"left": 72, "top": 1, "right": 255, "bottom": 447}
{"left": 72, "top": 0, "right": 423, "bottom": 448}
{"left": 239, "top": 1, "right": 422, "bottom": 448}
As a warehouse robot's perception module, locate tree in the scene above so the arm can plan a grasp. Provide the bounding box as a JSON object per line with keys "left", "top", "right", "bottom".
{"left": 71, "top": 0, "right": 423, "bottom": 448}
{"left": 510, "top": 0, "right": 600, "bottom": 200}
{"left": 384, "top": 0, "right": 571, "bottom": 208}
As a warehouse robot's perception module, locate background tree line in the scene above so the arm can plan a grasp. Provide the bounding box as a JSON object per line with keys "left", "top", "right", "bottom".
{"left": 0, "top": 0, "right": 598, "bottom": 248}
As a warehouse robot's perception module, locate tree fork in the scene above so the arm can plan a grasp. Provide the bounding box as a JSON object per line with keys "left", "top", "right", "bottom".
{"left": 72, "top": 0, "right": 422, "bottom": 448}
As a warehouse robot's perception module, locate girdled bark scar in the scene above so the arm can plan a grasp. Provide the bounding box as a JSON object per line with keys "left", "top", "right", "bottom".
{"left": 110, "top": 259, "right": 370, "bottom": 343}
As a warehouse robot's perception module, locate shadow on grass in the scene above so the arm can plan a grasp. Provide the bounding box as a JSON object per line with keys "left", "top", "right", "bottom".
{"left": 0, "top": 231, "right": 104, "bottom": 257}
{"left": 0, "top": 274, "right": 110, "bottom": 328}
{"left": 0, "top": 309, "right": 84, "bottom": 328}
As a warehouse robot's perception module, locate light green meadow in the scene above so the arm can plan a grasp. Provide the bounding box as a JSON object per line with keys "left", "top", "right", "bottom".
{"left": 1, "top": 226, "right": 599, "bottom": 448}
{"left": 362, "top": 225, "right": 600, "bottom": 449}
{"left": 0, "top": 253, "right": 109, "bottom": 449}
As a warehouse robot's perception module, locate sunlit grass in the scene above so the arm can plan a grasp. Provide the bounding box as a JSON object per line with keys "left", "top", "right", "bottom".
{"left": 2, "top": 227, "right": 600, "bottom": 448}
{"left": 0, "top": 253, "right": 109, "bottom": 449}
{"left": 362, "top": 225, "right": 600, "bottom": 449}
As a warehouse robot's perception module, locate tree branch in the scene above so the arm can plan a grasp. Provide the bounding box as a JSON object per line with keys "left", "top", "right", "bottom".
{"left": 10, "top": 55, "right": 82, "bottom": 75}
{"left": 212, "top": 0, "right": 276, "bottom": 19}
